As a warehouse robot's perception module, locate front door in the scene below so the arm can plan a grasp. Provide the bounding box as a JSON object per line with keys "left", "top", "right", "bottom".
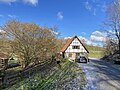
{"left": 76, "top": 53, "right": 80, "bottom": 59}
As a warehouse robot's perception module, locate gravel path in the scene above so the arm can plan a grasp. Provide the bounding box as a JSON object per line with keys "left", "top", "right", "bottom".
{"left": 78, "top": 59, "right": 120, "bottom": 90}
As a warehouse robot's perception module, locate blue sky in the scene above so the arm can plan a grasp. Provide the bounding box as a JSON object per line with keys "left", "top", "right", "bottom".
{"left": 0, "top": 0, "right": 113, "bottom": 46}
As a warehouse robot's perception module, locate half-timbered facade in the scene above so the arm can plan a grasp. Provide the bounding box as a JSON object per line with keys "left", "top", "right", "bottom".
{"left": 60, "top": 36, "right": 89, "bottom": 61}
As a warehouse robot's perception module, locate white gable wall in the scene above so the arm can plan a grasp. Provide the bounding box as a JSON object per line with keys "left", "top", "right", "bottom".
{"left": 65, "top": 38, "right": 87, "bottom": 53}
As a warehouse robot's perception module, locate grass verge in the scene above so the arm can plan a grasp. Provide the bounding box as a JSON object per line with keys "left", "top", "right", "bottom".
{"left": 5, "top": 59, "right": 86, "bottom": 90}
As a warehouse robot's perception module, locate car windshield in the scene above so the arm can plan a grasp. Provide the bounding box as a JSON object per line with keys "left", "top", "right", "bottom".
{"left": 80, "top": 56, "right": 85, "bottom": 58}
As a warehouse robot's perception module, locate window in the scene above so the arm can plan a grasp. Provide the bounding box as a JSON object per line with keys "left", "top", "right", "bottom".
{"left": 69, "top": 53, "right": 72, "bottom": 57}
{"left": 72, "top": 46, "right": 80, "bottom": 49}
{"left": 76, "top": 53, "right": 80, "bottom": 56}
{"left": 76, "top": 53, "right": 80, "bottom": 58}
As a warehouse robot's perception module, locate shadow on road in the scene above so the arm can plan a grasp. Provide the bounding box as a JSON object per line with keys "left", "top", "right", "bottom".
{"left": 90, "top": 59, "right": 120, "bottom": 90}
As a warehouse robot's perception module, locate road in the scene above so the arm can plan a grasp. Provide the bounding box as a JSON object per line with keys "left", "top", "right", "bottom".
{"left": 78, "top": 59, "right": 120, "bottom": 90}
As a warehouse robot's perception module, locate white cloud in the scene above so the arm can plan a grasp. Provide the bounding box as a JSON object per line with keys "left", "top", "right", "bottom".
{"left": 23, "top": 0, "right": 38, "bottom": 6}
{"left": 81, "top": 32, "right": 86, "bottom": 35}
{"left": 101, "top": 1, "right": 107, "bottom": 12}
{"left": 64, "top": 36, "right": 98, "bottom": 46}
{"left": 63, "top": 31, "right": 108, "bottom": 46}
{"left": 90, "top": 35, "right": 106, "bottom": 42}
{"left": 78, "top": 36, "right": 87, "bottom": 41}
{"left": 64, "top": 37, "right": 72, "bottom": 39}
{"left": 92, "top": 30, "right": 106, "bottom": 37}
{"left": 90, "top": 31, "right": 107, "bottom": 42}
{"left": 84, "top": 1, "right": 97, "bottom": 16}
{"left": 63, "top": 31, "right": 108, "bottom": 47}
{"left": 0, "top": 0, "right": 38, "bottom": 6}
{"left": 57, "top": 12, "right": 64, "bottom": 20}
{"left": 0, "top": 0, "right": 17, "bottom": 5}
{"left": 8, "top": 14, "right": 16, "bottom": 18}
{"left": 108, "top": 30, "right": 116, "bottom": 35}
{"left": 85, "top": 1, "right": 92, "bottom": 11}
{"left": 84, "top": 0, "right": 109, "bottom": 16}
{"left": 78, "top": 36, "right": 97, "bottom": 46}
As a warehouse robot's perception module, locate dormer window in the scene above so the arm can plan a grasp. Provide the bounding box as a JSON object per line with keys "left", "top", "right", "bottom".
{"left": 72, "top": 46, "right": 80, "bottom": 49}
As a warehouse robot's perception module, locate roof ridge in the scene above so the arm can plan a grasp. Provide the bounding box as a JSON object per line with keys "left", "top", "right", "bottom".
{"left": 60, "top": 36, "right": 89, "bottom": 53}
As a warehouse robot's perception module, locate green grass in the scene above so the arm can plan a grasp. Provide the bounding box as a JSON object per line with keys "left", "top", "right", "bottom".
{"left": 35, "top": 59, "right": 86, "bottom": 90}
{"left": 85, "top": 45, "right": 105, "bottom": 58}
{"left": 5, "top": 59, "right": 86, "bottom": 90}
{"left": 88, "top": 50, "right": 104, "bottom": 58}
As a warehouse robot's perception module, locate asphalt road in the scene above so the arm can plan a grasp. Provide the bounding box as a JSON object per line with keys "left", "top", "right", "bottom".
{"left": 78, "top": 59, "right": 120, "bottom": 90}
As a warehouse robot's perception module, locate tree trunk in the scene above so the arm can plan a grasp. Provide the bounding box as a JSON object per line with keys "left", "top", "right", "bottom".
{"left": 118, "top": 39, "right": 120, "bottom": 58}
{"left": 118, "top": 39, "right": 120, "bottom": 51}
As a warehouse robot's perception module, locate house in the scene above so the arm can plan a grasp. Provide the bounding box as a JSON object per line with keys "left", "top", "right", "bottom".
{"left": 60, "top": 36, "right": 89, "bottom": 61}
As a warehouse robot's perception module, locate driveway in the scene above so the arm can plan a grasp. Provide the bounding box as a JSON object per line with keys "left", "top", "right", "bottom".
{"left": 78, "top": 59, "right": 120, "bottom": 90}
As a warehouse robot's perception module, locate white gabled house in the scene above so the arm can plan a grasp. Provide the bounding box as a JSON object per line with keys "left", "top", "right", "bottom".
{"left": 60, "top": 36, "right": 89, "bottom": 61}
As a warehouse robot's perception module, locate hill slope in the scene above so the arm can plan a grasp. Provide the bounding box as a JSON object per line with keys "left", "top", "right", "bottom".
{"left": 85, "top": 45, "right": 105, "bottom": 59}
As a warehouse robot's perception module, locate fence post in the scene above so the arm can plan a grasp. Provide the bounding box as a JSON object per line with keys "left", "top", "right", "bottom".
{"left": 0, "top": 69, "right": 5, "bottom": 90}
{"left": 0, "top": 77, "right": 2, "bottom": 90}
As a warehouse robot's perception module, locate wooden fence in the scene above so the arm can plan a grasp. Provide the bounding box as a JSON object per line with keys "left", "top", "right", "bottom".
{"left": 0, "top": 59, "right": 56, "bottom": 89}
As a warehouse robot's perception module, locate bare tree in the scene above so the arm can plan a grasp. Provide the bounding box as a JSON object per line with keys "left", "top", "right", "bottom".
{"left": 104, "top": 38, "right": 118, "bottom": 55}
{"left": 0, "top": 30, "right": 11, "bottom": 58}
{"left": 1, "top": 20, "right": 58, "bottom": 68}
{"left": 103, "top": 0, "right": 120, "bottom": 52}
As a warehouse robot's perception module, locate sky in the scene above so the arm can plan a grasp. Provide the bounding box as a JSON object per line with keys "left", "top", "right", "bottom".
{"left": 0, "top": 0, "right": 113, "bottom": 46}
